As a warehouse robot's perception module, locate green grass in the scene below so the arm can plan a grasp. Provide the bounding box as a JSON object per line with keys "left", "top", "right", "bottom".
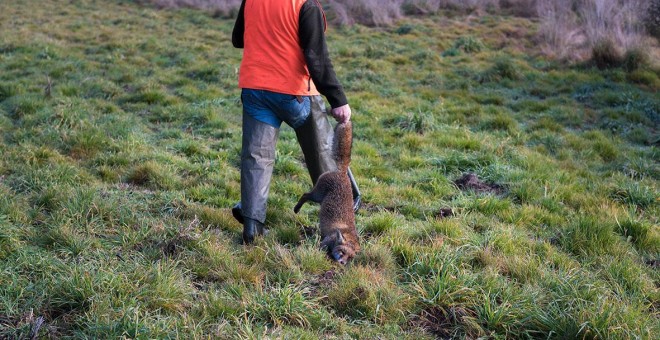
{"left": 0, "top": 0, "right": 658, "bottom": 338}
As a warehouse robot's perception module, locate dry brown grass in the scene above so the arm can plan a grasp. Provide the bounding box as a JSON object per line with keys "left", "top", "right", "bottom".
{"left": 139, "top": 0, "right": 242, "bottom": 17}
{"left": 537, "top": 0, "right": 654, "bottom": 62}
{"left": 142, "top": 0, "right": 657, "bottom": 63}
{"left": 327, "top": 0, "right": 403, "bottom": 26}
{"left": 536, "top": 0, "right": 585, "bottom": 60}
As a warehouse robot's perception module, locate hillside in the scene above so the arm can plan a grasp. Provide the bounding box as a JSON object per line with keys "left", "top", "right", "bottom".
{"left": 0, "top": 0, "right": 658, "bottom": 338}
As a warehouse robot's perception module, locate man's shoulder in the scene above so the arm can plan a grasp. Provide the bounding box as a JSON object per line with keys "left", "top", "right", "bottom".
{"left": 300, "top": 0, "right": 322, "bottom": 11}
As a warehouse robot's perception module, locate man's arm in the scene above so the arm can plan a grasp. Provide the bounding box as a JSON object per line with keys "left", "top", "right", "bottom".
{"left": 298, "top": 1, "right": 347, "bottom": 110}
{"left": 232, "top": 0, "right": 247, "bottom": 48}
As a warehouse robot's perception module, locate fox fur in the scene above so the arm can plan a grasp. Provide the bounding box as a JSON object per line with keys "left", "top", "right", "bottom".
{"left": 294, "top": 121, "right": 360, "bottom": 265}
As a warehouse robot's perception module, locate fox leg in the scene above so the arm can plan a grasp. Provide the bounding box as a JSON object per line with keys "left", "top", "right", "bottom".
{"left": 293, "top": 177, "right": 329, "bottom": 213}
{"left": 294, "top": 192, "right": 311, "bottom": 213}
{"left": 293, "top": 188, "right": 326, "bottom": 213}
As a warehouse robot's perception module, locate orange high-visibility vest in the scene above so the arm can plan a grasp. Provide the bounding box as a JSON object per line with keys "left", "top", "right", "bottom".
{"left": 238, "top": 0, "right": 324, "bottom": 95}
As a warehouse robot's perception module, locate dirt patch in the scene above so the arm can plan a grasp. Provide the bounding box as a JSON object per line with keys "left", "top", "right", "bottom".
{"left": 318, "top": 270, "right": 337, "bottom": 285}
{"left": 454, "top": 173, "right": 504, "bottom": 194}
{"left": 412, "top": 305, "right": 475, "bottom": 339}
{"left": 0, "top": 310, "right": 58, "bottom": 339}
{"left": 132, "top": 217, "right": 200, "bottom": 257}
{"left": 299, "top": 225, "right": 317, "bottom": 239}
{"left": 361, "top": 202, "right": 402, "bottom": 214}
{"left": 436, "top": 207, "right": 454, "bottom": 219}
{"left": 308, "top": 270, "right": 337, "bottom": 298}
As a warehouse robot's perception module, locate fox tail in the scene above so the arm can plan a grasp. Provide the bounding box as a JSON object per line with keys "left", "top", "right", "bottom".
{"left": 333, "top": 121, "right": 352, "bottom": 171}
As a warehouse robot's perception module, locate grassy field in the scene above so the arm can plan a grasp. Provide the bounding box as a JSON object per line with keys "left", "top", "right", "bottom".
{"left": 0, "top": 0, "right": 658, "bottom": 338}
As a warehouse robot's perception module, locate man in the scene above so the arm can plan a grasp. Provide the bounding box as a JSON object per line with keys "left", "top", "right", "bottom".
{"left": 231, "top": 0, "right": 360, "bottom": 244}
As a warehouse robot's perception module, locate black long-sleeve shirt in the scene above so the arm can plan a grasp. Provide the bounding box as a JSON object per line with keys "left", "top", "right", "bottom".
{"left": 232, "top": 0, "right": 347, "bottom": 109}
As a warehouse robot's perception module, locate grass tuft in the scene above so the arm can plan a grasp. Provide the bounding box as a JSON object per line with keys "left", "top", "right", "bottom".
{"left": 361, "top": 211, "right": 401, "bottom": 236}
{"left": 622, "top": 47, "right": 650, "bottom": 72}
{"left": 560, "top": 217, "right": 623, "bottom": 257}
{"left": 610, "top": 182, "right": 658, "bottom": 209}
{"left": 245, "top": 284, "right": 323, "bottom": 328}
{"left": 615, "top": 217, "right": 659, "bottom": 253}
{"left": 453, "top": 36, "right": 485, "bottom": 54}
{"left": 592, "top": 39, "right": 624, "bottom": 70}
{"left": 480, "top": 57, "right": 521, "bottom": 82}
{"left": 126, "top": 161, "right": 180, "bottom": 190}
{"left": 325, "top": 265, "right": 410, "bottom": 324}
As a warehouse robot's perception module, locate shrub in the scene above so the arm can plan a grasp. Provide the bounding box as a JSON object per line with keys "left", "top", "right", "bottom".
{"left": 479, "top": 57, "right": 521, "bottom": 82}
{"left": 499, "top": 0, "right": 538, "bottom": 17}
{"left": 402, "top": 0, "right": 441, "bottom": 15}
{"left": 436, "top": 0, "right": 499, "bottom": 12}
{"left": 580, "top": 0, "right": 648, "bottom": 49}
{"left": 395, "top": 23, "right": 415, "bottom": 34}
{"left": 592, "top": 39, "right": 624, "bottom": 69}
{"left": 646, "top": 0, "right": 660, "bottom": 39}
{"left": 453, "top": 36, "right": 485, "bottom": 53}
{"left": 0, "top": 82, "right": 18, "bottom": 102}
{"left": 622, "top": 47, "right": 650, "bottom": 72}
{"left": 626, "top": 69, "right": 660, "bottom": 87}
{"left": 442, "top": 47, "right": 460, "bottom": 57}
{"left": 491, "top": 57, "right": 520, "bottom": 80}
{"left": 538, "top": 0, "right": 650, "bottom": 62}
{"left": 536, "top": 0, "right": 581, "bottom": 60}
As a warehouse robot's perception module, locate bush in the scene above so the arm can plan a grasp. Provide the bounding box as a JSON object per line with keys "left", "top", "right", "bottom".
{"left": 536, "top": 0, "right": 580, "bottom": 60}
{"left": 499, "top": 0, "right": 538, "bottom": 17}
{"left": 627, "top": 69, "right": 660, "bottom": 87}
{"left": 644, "top": 0, "right": 660, "bottom": 39}
{"left": 538, "top": 0, "right": 650, "bottom": 62}
{"left": 0, "top": 82, "right": 18, "bottom": 102}
{"left": 480, "top": 57, "right": 521, "bottom": 82}
{"left": 622, "top": 47, "right": 650, "bottom": 72}
{"left": 592, "top": 39, "right": 624, "bottom": 69}
{"left": 453, "top": 36, "right": 485, "bottom": 53}
{"left": 402, "top": 0, "right": 441, "bottom": 15}
{"left": 442, "top": 47, "right": 460, "bottom": 57}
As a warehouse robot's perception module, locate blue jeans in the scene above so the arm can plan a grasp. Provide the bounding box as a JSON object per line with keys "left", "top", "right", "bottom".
{"left": 240, "top": 89, "right": 316, "bottom": 223}
{"left": 241, "top": 89, "right": 311, "bottom": 129}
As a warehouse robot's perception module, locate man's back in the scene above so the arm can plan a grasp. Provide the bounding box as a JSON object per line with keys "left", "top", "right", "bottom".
{"left": 239, "top": 0, "right": 318, "bottom": 95}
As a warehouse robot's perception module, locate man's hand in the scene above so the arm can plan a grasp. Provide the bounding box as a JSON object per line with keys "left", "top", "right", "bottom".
{"left": 331, "top": 104, "right": 351, "bottom": 123}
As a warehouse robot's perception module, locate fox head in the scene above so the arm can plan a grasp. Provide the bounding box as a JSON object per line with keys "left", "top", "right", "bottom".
{"left": 321, "top": 229, "right": 357, "bottom": 265}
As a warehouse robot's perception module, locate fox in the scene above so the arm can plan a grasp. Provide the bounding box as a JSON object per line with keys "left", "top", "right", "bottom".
{"left": 294, "top": 121, "right": 360, "bottom": 265}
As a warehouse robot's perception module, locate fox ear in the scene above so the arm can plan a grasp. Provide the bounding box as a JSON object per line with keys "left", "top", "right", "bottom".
{"left": 335, "top": 230, "right": 345, "bottom": 245}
